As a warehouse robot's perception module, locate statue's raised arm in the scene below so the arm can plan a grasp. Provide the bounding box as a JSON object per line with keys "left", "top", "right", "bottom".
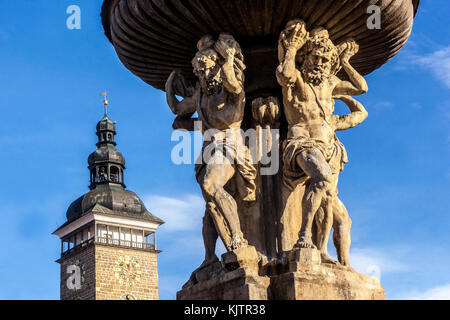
{"left": 214, "top": 34, "right": 245, "bottom": 95}
{"left": 165, "top": 70, "right": 197, "bottom": 117}
{"left": 332, "top": 40, "right": 368, "bottom": 96}
{"left": 276, "top": 20, "right": 308, "bottom": 89}
{"left": 331, "top": 95, "right": 368, "bottom": 131}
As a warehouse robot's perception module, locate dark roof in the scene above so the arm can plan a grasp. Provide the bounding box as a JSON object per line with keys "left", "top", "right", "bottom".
{"left": 64, "top": 184, "right": 164, "bottom": 225}
{"left": 88, "top": 145, "right": 125, "bottom": 167}
{"left": 96, "top": 116, "right": 115, "bottom": 132}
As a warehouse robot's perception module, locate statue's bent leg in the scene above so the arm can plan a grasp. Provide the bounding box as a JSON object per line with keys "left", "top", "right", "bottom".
{"left": 200, "top": 208, "right": 219, "bottom": 268}
{"left": 316, "top": 173, "right": 339, "bottom": 263}
{"left": 200, "top": 157, "right": 246, "bottom": 251}
{"left": 295, "top": 148, "right": 333, "bottom": 249}
{"left": 316, "top": 195, "right": 337, "bottom": 263}
{"left": 332, "top": 197, "right": 352, "bottom": 267}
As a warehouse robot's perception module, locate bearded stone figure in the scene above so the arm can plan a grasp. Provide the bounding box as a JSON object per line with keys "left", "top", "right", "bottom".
{"left": 165, "top": 34, "right": 257, "bottom": 277}
{"left": 277, "top": 20, "right": 369, "bottom": 267}
{"left": 101, "top": 0, "right": 420, "bottom": 301}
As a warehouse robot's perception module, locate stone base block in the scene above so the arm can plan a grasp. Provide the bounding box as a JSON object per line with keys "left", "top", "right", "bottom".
{"left": 177, "top": 268, "right": 270, "bottom": 300}
{"left": 222, "top": 245, "right": 259, "bottom": 272}
{"left": 271, "top": 248, "right": 385, "bottom": 300}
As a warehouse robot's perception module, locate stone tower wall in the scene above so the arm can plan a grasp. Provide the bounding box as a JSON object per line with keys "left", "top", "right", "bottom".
{"left": 59, "top": 243, "right": 159, "bottom": 300}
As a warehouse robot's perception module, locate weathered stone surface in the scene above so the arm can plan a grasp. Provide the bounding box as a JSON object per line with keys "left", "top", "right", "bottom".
{"left": 222, "top": 245, "right": 259, "bottom": 273}
{"left": 177, "top": 267, "right": 270, "bottom": 301}
{"left": 99, "top": 0, "right": 419, "bottom": 301}
{"left": 179, "top": 246, "right": 269, "bottom": 300}
{"left": 271, "top": 264, "right": 385, "bottom": 300}
{"left": 101, "top": 0, "right": 420, "bottom": 96}
{"left": 288, "top": 248, "right": 321, "bottom": 269}
{"left": 270, "top": 247, "right": 384, "bottom": 300}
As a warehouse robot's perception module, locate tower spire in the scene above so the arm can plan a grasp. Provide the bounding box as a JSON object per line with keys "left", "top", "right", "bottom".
{"left": 87, "top": 95, "right": 126, "bottom": 190}
{"left": 100, "top": 91, "right": 109, "bottom": 117}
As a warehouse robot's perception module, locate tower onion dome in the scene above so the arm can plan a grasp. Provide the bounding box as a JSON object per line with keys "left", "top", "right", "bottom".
{"left": 88, "top": 115, "right": 125, "bottom": 181}
{"left": 65, "top": 112, "right": 163, "bottom": 225}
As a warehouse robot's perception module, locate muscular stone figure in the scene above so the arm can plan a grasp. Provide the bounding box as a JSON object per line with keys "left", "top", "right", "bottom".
{"left": 314, "top": 95, "right": 368, "bottom": 267}
{"left": 166, "top": 34, "right": 256, "bottom": 269}
{"left": 276, "top": 20, "right": 368, "bottom": 252}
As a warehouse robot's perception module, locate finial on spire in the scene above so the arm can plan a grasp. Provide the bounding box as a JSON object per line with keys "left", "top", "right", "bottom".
{"left": 100, "top": 91, "right": 109, "bottom": 117}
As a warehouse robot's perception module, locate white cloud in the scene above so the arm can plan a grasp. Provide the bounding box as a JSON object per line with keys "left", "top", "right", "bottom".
{"left": 401, "top": 284, "right": 450, "bottom": 300}
{"left": 372, "top": 101, "right": 394, "bottom": 110}
{"left": 350, "top": 247, "right": 409, "bottom": 281}
{"left": 416, "top": 46, "right": 450, "bottom": 89}
{"left": 143, "top": 194, "right": 205, "bottom": 232}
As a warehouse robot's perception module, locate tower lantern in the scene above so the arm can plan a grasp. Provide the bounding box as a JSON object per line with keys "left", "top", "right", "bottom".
{"left": 53, "top": 97, "right": 164, "bottom": 300}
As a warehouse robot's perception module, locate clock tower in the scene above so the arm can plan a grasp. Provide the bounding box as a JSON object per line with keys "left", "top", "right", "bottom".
{"left": 53, "top": 99, "right": 164, "bottom": 300}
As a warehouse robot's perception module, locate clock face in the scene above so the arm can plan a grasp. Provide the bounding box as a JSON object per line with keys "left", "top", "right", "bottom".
{"left": 114, "top": 255, "right": 141, "bottom": 287}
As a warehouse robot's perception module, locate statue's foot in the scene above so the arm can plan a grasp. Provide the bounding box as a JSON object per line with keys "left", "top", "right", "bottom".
{"left": 230, "top": 234, "right": 248, "bottom": 250}
{"left": 294, "top": 236, "right": 317, "bottom": 249}
{"left": 320, "top": 252, "right": 337, "bottom": 264}
{"left": 337, "top": 262, "right": 356, "bottom": 272}
{"left": 199, "top": 255, "right": 219, "bottom": 269}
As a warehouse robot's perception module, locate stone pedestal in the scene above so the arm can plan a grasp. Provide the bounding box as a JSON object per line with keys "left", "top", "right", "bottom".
{"left": 177, "top": 267, "right": 270, "bottom": 300}
{"left": 270, "top": 248, "right": 385, "bottom": 300}
{"left": 177, "top": 246, "right": 270, "bottom": 300}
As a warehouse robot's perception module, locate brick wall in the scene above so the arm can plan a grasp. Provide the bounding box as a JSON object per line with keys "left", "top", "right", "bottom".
{"left": 60, "top": 244, "right": 96, "bottom": 300}
{"left": 94, "top": 245, "right": 159, "bottom": 300}
{"left": 59, "top": 243, "right": 159, "bottom": 300}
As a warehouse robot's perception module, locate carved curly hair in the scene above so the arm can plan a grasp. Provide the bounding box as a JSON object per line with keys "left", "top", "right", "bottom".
{"left": 297, "top": 28, "right": 341, "bottom": 75}
{"left": 192, "top": 34, "right": 246, "bottom": 87}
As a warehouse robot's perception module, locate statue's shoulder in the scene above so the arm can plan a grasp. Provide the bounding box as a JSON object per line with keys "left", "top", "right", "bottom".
{"left": 329, "top": 74, "right": 341, "bottom": 86}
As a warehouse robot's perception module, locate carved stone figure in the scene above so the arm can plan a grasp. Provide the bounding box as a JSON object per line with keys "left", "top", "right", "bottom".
{"left": 276, "top": 20, "right": 369, "bottom": 264}
{"left": 101, "top": 0, "right": 420, "bottom": 301}
{"left": 314, "top": 95, "right": 368, "bottom": 267}
{"left": 165, "top": 34, "right": 257, "bottom": 270}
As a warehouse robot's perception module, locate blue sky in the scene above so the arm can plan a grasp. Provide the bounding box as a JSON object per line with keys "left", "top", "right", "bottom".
{"left": 0, "top": 1, "right": 448, "bottom": 300}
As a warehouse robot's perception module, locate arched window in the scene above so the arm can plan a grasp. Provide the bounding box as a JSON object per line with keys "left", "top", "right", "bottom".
{"left": 110, "top": 166, "right": 119, "bottom": 183}
{"left": 90, "top": 169, "right": 95, "bottom": 184}
{"left": 98, "top": 166, "right": 107, "bottom": 182}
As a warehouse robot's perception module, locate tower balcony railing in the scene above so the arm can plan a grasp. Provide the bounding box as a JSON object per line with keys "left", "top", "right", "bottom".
{"left": 61, "top": 236, "right": 155, "bottom": 257}
{"left": 96, "top": 236, "right": 155, "bottom": 250}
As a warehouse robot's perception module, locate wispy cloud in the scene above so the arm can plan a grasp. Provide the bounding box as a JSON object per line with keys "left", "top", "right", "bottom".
{"left": 371, "top": 101, "right": 395, "bottom": 110}
{"left": 350, "top": 247, "right": 410, "bottom": 281}
{"left": 415, "top": 46, "right": 450, "bottom": 89}
{"left": 143, "top": 194, "right": 204, "bottom": 232}
{"left": 400, "top": 284, "right": 450, "bottom": 300}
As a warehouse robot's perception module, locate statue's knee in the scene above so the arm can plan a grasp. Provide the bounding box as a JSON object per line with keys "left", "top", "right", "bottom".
{"left": 314, "top": 175, "right": 332, "bottom": 191}
{"left": 202, "top": 179, "right": 217, "bottom": 198}
{"left": 338, "top": 217, "right": 352, "bottom": 234}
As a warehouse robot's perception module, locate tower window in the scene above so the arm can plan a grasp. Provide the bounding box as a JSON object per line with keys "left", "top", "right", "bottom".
{"left": 110, "top": 166, "right": 119, "bottom": 183}
{"left": 97, "top": 166, "right": 108, "bottom": 182}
